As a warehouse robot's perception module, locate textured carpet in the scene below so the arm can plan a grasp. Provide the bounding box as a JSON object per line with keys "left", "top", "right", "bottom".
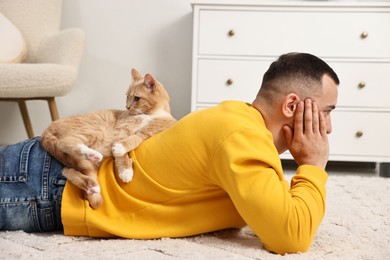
{"left": 1, "top": 173, "right": 389, "bottom": 259}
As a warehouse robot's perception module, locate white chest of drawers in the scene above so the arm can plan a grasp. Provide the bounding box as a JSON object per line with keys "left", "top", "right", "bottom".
{"left": 190, "top": 0, "right": 390, "bottom": 175}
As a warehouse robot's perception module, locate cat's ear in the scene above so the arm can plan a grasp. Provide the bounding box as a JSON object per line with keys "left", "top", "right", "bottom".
{"left": 144, "top": 74, "right": 156, "bottom": 92}
{"left": 131, "top": 68, "right": 143, "bottom": 81}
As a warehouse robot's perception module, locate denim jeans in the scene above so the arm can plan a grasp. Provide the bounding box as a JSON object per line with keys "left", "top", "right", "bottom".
{"left": 0, "top": 137, "right": 65, "bottom": 232}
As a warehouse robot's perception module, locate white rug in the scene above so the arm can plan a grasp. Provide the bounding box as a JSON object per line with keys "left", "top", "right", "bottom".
{"left": 1, "top": 173, "right": 389, "bottom": 259}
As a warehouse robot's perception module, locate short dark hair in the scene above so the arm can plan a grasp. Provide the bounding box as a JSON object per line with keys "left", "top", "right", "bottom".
{"left": 256, "top": 53, "right": 339, "bottom": 102}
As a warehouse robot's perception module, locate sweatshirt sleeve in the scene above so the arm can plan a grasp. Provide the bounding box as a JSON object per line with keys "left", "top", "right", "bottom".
{"left": 210, "top": 129, "right": 328, "bottom": 254}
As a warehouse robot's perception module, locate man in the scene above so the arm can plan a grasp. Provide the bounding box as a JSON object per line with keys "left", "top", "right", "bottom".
{"left": 0, "top": 53, "right": 339, "bottom": 254}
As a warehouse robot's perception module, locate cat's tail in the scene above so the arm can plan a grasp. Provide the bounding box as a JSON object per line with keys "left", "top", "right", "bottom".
{"left": 41, "top": 129, "right": 57, "bottom": 155}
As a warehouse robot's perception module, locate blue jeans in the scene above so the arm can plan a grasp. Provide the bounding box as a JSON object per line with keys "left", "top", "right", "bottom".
{"left": 0, "top": 137, "right": 65, "bottom": 232}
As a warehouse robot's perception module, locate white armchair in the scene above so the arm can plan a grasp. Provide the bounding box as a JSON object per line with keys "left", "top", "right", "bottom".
{"left": 0, "top": 0, "right": 85, "bottom": 138}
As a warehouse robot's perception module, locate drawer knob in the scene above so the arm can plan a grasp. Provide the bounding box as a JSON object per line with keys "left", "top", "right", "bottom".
{"left": 228, "top": 29, "right": 235, "bottom": 37}
{"left": 356, "top": 131, "right": 364, "bottom": 138}
{"left": 360, "top": 31, "right": 369, "bottom": 39}
{"left": 358, "top": 81, "right": 366, "bottom": 89}
{"left": 226, "top": 79, "right": 234, "bottom": 86}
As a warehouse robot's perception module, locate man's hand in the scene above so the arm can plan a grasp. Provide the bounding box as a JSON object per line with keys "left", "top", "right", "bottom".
{"left": 283, "top": 99, "right": 329, "bottom": 169}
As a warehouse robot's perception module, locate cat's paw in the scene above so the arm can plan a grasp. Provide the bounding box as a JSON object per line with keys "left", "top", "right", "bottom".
{"left": 119, "top": 168, "right": 133, "bottom": 183}
{"left": 88, "top": 193, "right": 103, "bottom": 209}
{"left": 112, "top": 143, "right": 127, "bottom": 157}
{"left": 79, "top": 144, "right": 103, "bottom": 162}
{"left": 87, "top": 151, "right": 103, "bottom": 162}
{"left": 86, "top": 183, "right": 101, "bottom": 194}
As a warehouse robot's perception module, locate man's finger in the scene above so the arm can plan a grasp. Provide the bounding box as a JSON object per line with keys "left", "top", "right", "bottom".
{"left": 294, "top": 101, "right": 304, "bottom": 135}
{"left": 304, "top": 99, "right": 313, "bottom": 134}
{"left": 312, "top": 101, "right": 319, "bottom": 133}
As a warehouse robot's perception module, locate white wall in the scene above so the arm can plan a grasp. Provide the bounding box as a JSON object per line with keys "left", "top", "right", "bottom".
{"left": 0, "top": 0, "right": 193, "bottom": 144}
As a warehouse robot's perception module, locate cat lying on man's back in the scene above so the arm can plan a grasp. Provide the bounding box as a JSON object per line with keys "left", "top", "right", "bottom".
{"left": 41, "top": 68, "right": 177, "bottom": 209}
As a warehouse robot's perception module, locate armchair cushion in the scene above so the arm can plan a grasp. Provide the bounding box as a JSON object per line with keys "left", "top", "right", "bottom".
{"left": 0, "top": 63, "right": 76, "bottom": 98}
{"left": 0, "top": 12, "right": 27, "bottom": 63}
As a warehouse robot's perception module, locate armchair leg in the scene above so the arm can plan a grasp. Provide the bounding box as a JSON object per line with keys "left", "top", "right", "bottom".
{"left": 18, "top": 101, "right": 34, "bottom": 139}
{"left": 47, "top": 97, "right": 59, "bottom": 121}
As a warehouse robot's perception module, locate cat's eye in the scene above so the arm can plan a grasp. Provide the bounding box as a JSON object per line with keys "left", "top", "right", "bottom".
{"left": 134, "top": 96, "right": 141, "bottom": 102}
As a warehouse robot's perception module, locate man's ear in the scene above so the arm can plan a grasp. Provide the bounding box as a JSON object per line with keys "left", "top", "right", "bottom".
{"left": 282, "top": 93, "right": 300, "bottom": 118}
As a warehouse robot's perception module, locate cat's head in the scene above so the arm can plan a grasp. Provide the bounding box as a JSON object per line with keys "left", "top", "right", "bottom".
{"left": 126, "top": 68, "right": 172, "bottom": 115}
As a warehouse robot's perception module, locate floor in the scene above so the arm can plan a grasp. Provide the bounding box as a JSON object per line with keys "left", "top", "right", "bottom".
{"left": 1, "top": 160, "right": 389, "bottom": 259}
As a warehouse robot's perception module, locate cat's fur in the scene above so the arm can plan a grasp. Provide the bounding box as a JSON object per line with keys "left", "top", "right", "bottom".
{"left": 41, "top": 69, "right": 176, "bottom": 209}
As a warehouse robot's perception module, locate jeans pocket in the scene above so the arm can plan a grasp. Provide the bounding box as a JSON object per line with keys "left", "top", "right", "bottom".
{"left": 0, "top": 199, "right": 40, "bottom": 232}
{"left": 0, "top": 198, "right": 62, "bottom": 232}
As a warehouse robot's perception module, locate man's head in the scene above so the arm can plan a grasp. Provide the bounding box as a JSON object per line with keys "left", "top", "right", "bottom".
{"left": 252, "top": 53, "right": 339, "bottom": 153}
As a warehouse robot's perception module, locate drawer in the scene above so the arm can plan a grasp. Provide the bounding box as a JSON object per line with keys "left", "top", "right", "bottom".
{"left": 329, "top": 110, "right": 390, "bottom": 157}
{"left": 329, "top": 61, "right": 390, "bottom": 109}
{"left": 196, "top": 59, "right": 390, "bottom": 109}
{"left": 198, "top": 9, "right": 390, "bottom": 58}
{"left": 196, "top": 58, "right": 272, "bottom": 104}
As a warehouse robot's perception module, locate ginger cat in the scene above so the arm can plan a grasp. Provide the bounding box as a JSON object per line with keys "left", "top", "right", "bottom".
{"left": 41, "top": 69, "right": 176, "bottom": 209}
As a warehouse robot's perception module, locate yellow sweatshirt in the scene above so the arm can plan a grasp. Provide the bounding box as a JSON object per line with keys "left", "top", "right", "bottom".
{"left": 62, "top": 101, "right": 328, "bottom": 254}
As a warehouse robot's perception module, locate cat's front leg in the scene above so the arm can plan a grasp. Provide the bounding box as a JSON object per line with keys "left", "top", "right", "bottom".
{"left": 112, "top": 143, "right": 127, "bottom": 157}
{"left": 113, "top": 135, "right": 144, "bottom": 156}
{"left": 113, "top": 152, "right": 134, "bottom": 183}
